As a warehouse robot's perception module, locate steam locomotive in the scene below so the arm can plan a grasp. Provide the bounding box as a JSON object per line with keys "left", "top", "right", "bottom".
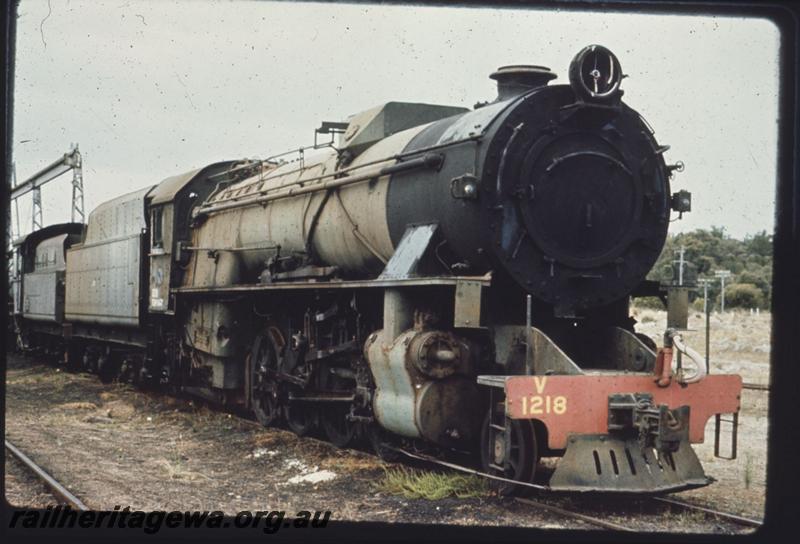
{"left": 10, "top": 45, "right": 742, "bottom": 494}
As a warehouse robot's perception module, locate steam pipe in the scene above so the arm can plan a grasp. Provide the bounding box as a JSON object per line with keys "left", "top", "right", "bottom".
{"left": 671, "top": 333, "right": 707, "bottom": 384}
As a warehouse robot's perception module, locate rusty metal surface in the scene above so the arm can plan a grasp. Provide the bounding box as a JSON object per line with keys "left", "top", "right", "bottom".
{"left": 453, "top": 280, "right": 483, "bottom": 328}
{"left": 597, "top": 327, "right": 657, "bottom": 372}
{"left": 492, "top": 325, "right": 583, "bottom": 376}
{"left": 667, "top": 286, "right": 690, "bottom": 329}
{"left": 366, "top": 328, "right": 420, "bottom": 439}
{"left": 366, "top": 305, "right": 478, "bottom": 447}
{"left": 548, "top": 434, "right": 709, "bottom": 493}
{"left": 504, "top": 374, "right": 742, "bottom": 449}
{"left": 531, "top": 328, "right": 584, "bottom": 375}
{"left": 148, "top": 204, "right": 173, "bottom": 312}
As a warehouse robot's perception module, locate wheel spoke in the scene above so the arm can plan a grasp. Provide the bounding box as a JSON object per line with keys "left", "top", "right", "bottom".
{"left": 481, "top": 414, "right": 538, "bottom": 495}
{"left": 251, "top": 334, "right": 281, "bottom": 427}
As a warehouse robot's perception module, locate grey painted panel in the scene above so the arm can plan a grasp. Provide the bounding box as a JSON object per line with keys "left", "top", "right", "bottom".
{"left": 22, "top": 270, "right": 63, "bottom": 322}
{"left": 65, "top": 234, "right": 142, "bottom": 326}
{"left": 342, "top": 102, "right": 468, "bottom": 156}
{"left": 378, "top": 224, "right": 437, "bottom": 279}
{"left": 149, "top": 168, "right": 202, "bottom": 205}
{"left": 83, "top": 185, "right": 153, "bottom": 244}
{"left": 34, "top": 234, "right": 69, "bottom": 271}
{"left": 436, "top": 99, "right": 510, "bottom": 144}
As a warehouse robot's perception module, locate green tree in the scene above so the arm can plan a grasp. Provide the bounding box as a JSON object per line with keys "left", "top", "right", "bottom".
{"left": 645, "top": 227, "right": 773, "bottom": 310}
{"left": 724, "top": 283, "right": 764, "bottom": 309}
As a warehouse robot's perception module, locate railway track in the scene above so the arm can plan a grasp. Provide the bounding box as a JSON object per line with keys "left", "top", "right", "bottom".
{"left": 651, "top": 496, "right": 763, "bottom": 528}
{"left": 5, "top": 439, "right": 88, "bottom": 511}
{"left": 742, "top": 382, "right": 769, "bottom": 391}
{"left": 390, "top": 444, "right": 763, "bottom": 532}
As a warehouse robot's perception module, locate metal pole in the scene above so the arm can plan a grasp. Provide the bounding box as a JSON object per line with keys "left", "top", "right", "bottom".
{"left": 720, "top": 275, "right": 726, "bottom": 313}
{"left": 71, "top": 144, "right": 85, "bottom": 223}
{"left": 525, "top": 294, "right": 533, "bottom": 376}
{"left": 673, "top": 246, "right": 686, "bottom": 286}
{"left": 32, "top": 186, "right": 42, "bottom": 231}
{"left": 705, "top": 287, "right": 711, "bottom": 374}
{"left": 10, "top": 163, "right": 19, "bottom": 240}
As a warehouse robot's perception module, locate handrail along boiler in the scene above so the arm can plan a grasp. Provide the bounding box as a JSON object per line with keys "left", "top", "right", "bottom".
{"left": 10, "top": 45, "right": 742, "bottom": 493}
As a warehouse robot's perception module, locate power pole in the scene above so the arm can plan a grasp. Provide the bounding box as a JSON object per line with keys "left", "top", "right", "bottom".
{"left": 70, "top": 143, "right": 85, "bottom": 223}
{"left": 9, "top": 163, "right": 20, "bottom": 241}
{"left": 673, "top": 246, "right": 686, "bottom": 285}
{"left": 697, "top": 277, "right": 713, "bottom": 373}
{"left": 32, "top": 187, "right": 43, "bottom": 231}
{"left": 11, "top": 145, "right": 85, "bottom": 234}
{"left": 714, "top": 269, "right": 732, "bottom": 313}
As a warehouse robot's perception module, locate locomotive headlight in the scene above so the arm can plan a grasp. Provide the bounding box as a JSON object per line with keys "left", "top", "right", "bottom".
{"left": 568, "top": 45, "right": 624, "bottom": 103}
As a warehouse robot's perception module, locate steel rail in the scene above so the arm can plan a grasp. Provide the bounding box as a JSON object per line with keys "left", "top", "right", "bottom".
{"left": 514, "top": 497, "right": 634, "bottom": 532}
{"left": 742, "top": 382, "right": 770, "bottom": 391}
{"left": 5, "top": 439, "right": 89, "bottom": 511}
{"left": 651, "top": 496, "right": 762, "bottom": 528}
{"left": 388, "top": 445, "right": 550, "bottom": 491}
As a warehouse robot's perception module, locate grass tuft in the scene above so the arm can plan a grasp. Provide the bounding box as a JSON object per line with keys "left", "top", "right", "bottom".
{"left": 375, "top": 467, "right": 489, "bottom": 500}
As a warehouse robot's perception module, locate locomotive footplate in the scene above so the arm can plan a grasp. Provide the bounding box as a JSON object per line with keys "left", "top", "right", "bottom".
{"left": 477, "top": 373, "right": 742, "bottom": 493}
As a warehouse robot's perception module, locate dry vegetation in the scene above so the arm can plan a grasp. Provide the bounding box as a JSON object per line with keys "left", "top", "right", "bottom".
{"left": 375, "top": 467, "right": 489, "bottom": 500}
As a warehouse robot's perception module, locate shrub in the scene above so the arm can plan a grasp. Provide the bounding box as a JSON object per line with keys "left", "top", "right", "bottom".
{"left": 724, "top": 283, "right": 764, "bottom": 309}
{"left": 632, "top": 296, "right": 665, "bottom": 310}
{"left": 375, "top": 467, "right": 489, "bottom": 500}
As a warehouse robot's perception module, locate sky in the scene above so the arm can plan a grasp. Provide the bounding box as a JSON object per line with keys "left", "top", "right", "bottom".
{"left": 10, "top": 0, "right": 780, "bottom": 240}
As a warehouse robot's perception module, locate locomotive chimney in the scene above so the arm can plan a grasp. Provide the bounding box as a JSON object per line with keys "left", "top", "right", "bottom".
{"left": 490, "top": 65, "right": 556, "bottom": 101}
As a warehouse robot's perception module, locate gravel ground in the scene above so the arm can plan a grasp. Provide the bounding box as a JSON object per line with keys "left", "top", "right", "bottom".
{"left": 4, "top": 310, "right": 768, "bottom": 532}
{"left": 5, "top": 450, "right": 61, "bottom": 509}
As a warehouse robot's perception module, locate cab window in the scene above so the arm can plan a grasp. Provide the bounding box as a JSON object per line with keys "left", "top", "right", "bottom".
{"left": 152, "top": 207, "right": 163, "bottom": 248}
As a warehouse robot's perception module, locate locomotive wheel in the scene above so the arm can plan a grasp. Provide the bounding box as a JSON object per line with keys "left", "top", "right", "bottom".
{"left": 82, "top": 351, "right": 98, "bottom": 374}
{"left": 635, "top": 332, "right": 658, "bottom": 353}
{"left": 64, "top": 345, "right": 82, "bottom": 373}
{"left": 97, "top": 352, "right": 121, "bottom": 384}
{"left": 284, "top": 386, "right": 315, "bottom": 437}
{"left": 320, "top": 374, "right": 357, "bottom": 448}
{"left": 251, "top": 334, "right": 281, "bottom": 427}
{"left": 480, "top": 410, "right": 538, "bottom": 496}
